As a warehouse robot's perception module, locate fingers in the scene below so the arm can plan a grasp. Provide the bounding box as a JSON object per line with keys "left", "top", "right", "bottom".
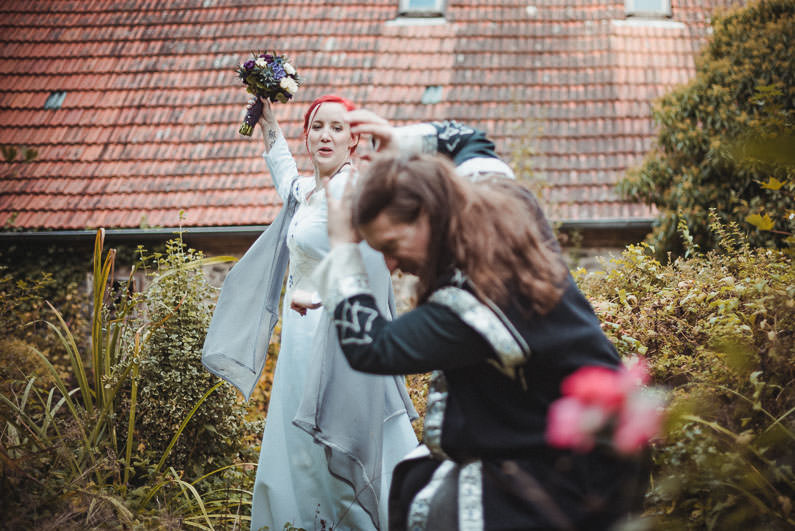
{"left": 342, "top": 166, "right": 357, "bottom": 201}
{"left": 350, "top": 122, "right": 394, "bottom": 142}
{"left": 324, "top": 170, "right": 362, "bottom": 247}
{"left": 345, "top": 110, "right": 397, "bottom": 154}
{"left": 289, "top": 301, "right": 307, "bottom": 316}
{"left": 345, "top": 109, "right": 390, "bottom": 127}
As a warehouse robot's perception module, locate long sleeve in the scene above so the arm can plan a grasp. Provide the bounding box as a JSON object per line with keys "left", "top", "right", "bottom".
{"left": 313, "top": 244, "right": 490, "bottom": 375}
{"left": 393, "top": 120, "right": 515, "bottom": 180}
{"left": 263, "top": 130, "right": 299, "bottom": 202}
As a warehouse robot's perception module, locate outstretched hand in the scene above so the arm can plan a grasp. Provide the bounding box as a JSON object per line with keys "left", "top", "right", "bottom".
{"left": 324, "top": 170, "right": 362, "bottom": 249}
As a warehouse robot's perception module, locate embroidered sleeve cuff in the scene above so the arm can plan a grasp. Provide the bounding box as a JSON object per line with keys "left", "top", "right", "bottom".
{"left": 394, "top": 123, "right": 438, "bottom": 156}
{"left": 312, "top": 243, "right": 373, "bottom": 312}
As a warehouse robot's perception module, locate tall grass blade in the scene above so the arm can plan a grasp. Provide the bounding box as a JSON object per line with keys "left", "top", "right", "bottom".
{"left": 122, "top": 332, "right": 142, "bottom": 495}
{"left": 43, "top": 303, "right": 94, "bottom": 414}
{"left": 93, "top": 247, "right": 116, "bottom": 410}
{"left": 168, "top": 469, "right": 214, "bottom": 530}
{"left": 152, "top": 381, "right": 222, "bottom": 477}
{"left": 190, "top": 463, "right": 258, "bottom": 486}
{"left": 91, "top": 230, "right": 106, "bottom": 408}
{"left": 149, "top": 255, "right": 237, "bottom": 286}
{"left": 23, "top": 344, "right": 90, "bottom": 449}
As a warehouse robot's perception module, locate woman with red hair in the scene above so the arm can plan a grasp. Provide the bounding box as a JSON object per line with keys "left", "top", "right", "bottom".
{"left": 202, "top": 96, "right": 418, "bottom": 530}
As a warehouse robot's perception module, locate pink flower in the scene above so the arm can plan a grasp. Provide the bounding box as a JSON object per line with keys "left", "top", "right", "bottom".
{"left": 618, "top": 356, "right": 650, "bottom": 392}
{"left": 613, "top": 389, "right": 665, "bottom": 455}
{"left": 546, "top": 396, "right": 610, "bottom": 453}
{"left": 561, "top": 366, "right": 624, "bottom": 412}
{"left": 546, "top": 357, "right": 665, "bottom": 455}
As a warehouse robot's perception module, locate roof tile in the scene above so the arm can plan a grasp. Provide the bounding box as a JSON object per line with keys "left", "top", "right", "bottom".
{"left": 0, "top": 0, "right": 743, "bottom": 230}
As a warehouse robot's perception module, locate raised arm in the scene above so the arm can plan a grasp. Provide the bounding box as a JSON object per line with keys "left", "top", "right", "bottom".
{"left": 346, "top": 110, "right": 515, "bottom": 180}
{"left": 256, "top": 98, "right": 299, "bottom": 202}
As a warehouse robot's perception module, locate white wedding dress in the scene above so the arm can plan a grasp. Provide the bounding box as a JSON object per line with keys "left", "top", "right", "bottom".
{"left": 250, "top": 135, "right": 418, "bottom": 531}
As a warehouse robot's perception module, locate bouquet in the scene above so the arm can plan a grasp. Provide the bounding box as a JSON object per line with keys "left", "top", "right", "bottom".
{"left": 236, "top": 51, "right": 303, "bottom": 136}
{"left": 545, "top": 356, "right": 667, "bottom": 455}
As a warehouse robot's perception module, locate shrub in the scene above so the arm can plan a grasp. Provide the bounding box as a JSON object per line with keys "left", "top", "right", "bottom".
{"left": 124, "top": 238, "right": 261, "bottom": 478}
{"left": 576, "top": 215, "right": 794, "bottom": 529}
{"left": 619, "top": 0, "right": 795, "bottom": 256}
{"left": 0, "top": 244, "right": 91, "bottom": 380}
{"left": 0, "top": 231, "right": 257, "bottom": 529}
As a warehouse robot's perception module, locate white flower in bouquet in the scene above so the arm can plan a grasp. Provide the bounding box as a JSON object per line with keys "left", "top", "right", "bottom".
{"left": 284, "top": 62, "right": 296, "bottom": 75}
{"left": 255, "top": 57, "right": 268, "bottom": 68}
{"left": 280, "top": 77, "right": 298, "bottom": 94}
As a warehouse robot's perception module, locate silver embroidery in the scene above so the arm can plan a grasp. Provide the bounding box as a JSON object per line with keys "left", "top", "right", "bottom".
{"left": 434, "top": 121, "right": 475, "bottom": 152}
{"left": 324, "top": 274, "right": 372, "bottom": 311}
{"left": 429, "top": 286, "right": 528, "bottom": 371}
{"left": 334, "top": 298, "right": 378, "bottom": 346}
{"left": 458, "top": 461, "right": 484, "bottom": 531}
{"left": 422, "top": 371, "right": 450, "bottom": 459}
{"left": 407, "top": 460, "right": 457, "bottom": 530}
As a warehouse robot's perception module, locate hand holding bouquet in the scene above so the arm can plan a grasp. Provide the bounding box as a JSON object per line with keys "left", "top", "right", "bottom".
{"left": 236, "top": 51, "right": 303, "bottom": 136}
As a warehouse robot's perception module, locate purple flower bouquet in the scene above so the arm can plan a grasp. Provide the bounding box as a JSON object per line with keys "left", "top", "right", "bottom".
{"left": 236, "top": 51, "right": 303, "bottom": 136}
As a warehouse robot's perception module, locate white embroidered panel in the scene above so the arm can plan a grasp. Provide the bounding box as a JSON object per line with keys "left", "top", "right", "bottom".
{"left": 423, "top": 370, "right": 450, "bottom": 459}
{"left": 407, "top": 460, "right": 457, "bottom": 530}
{"left": 428, "top": 286, "right": 528, "bottom": 369}
{"left": 458, "top": 461, "right": 484, "bottom": 531}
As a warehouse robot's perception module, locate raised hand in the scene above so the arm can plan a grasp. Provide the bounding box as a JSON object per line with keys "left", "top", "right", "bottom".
{"left": 345, "top": 109, "right": 399, "bottom": 156}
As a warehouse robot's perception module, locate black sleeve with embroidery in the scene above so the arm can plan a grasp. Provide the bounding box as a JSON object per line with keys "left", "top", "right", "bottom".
{"left": 430, "top": 121, "right": 501, "bottom": 166}
{"left": 333, "top": 294, "right": 491, "bottom": 375}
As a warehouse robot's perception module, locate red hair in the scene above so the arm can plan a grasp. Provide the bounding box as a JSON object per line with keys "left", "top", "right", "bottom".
{"left": 303, "top": 94, "right": 357, "bottom": 136}
{"left": 302, "top": 94, "right": 359, "bottom": 157}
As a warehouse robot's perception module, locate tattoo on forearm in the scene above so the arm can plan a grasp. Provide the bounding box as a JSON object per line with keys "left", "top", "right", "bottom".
{"left": 266, "top": 128, "right": 278, "bottom": 150}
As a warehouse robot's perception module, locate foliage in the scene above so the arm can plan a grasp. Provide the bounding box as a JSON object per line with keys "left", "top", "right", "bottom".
{"left": 576, "top": 214, "right": 794, "bottom": 529}
{"left": 619, "top": 0, "right": 794, "bottom": 256}
{"left": 0, "top": 230, "right": 255, "bottom": 529}
{"left": 0, "top": 242, "right": 92, "bottom": 378}
{"left": 123, "top": 238, "right": 261, "bottom": 477}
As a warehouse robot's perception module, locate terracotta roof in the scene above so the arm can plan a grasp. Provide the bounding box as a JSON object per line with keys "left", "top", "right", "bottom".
{"left": 0, "top": 0, "right": 744, "bottom": 231}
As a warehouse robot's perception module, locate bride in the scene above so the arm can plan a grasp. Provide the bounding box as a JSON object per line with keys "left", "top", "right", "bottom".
{"left": 202, "top": 95, "right": 418, "bottom": 530}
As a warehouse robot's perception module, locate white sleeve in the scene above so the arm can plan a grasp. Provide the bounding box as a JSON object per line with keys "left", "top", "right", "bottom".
{"left": 263, "top": 131, "right": 300, "bottom": 202}
{"left": 312, "top": 243, "right": 373, "bottom": 313}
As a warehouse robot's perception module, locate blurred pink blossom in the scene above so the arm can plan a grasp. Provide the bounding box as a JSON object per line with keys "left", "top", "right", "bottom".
{"left": 614, "top": 389, "right": 666, "bottom": 454}
{"left": 547, "top": 357, "right": 666, "bottom": 456}
{"left": 546, "top": 397, "right": 610, "bottom": 452}
{"left": 561, "top": 366, "right": 624, "bottom": 412}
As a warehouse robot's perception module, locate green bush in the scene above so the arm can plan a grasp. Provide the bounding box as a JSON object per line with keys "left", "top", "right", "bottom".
{"left": 124, "top": 238, "right": 261, "bottom": 477}
{"left": 0, "top": 231, "right": 257, "bottom": 529}
{"left": 576, "top": 215, "right": 794, "bottom": 529}
{"left": 620, "top": 0, "right": 794, "bottom": 256}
